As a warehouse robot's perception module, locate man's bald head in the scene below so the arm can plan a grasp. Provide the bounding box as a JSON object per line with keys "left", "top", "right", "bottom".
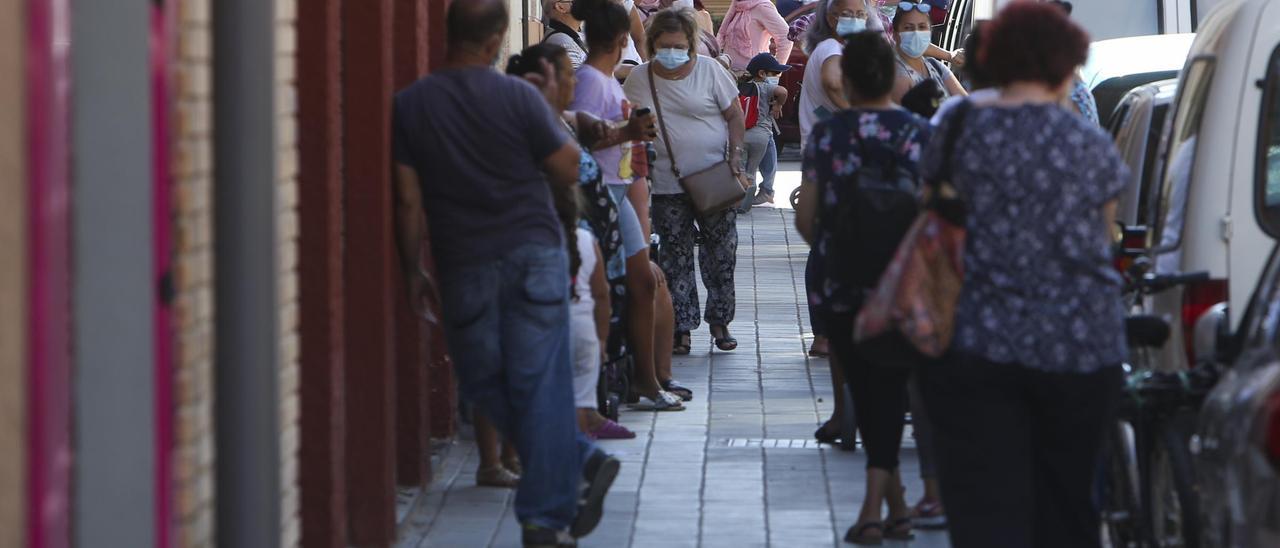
{"left": 447, "top": 0, "right": 509, "bottom": 47}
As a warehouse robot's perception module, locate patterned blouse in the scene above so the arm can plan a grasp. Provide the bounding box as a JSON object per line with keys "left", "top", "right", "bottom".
{"left": 803, "top": 109, "right": 931, "bottom": 314}
{"left": 924, "top": 103, "right": 1129, "bottom": 373}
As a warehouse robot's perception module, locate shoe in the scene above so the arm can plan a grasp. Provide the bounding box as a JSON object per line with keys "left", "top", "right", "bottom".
{"left": 571, "top": 451, "right": 620, "bottom": 538}
{"left": 808, "top": 336, "right": 830, "bottom": 358}
{"left": 844, "top": 521, "right": 884, "bottom": 545}
{"left": 884, "top": 517, "right": 915, "bottom": 541}
{"left": 503, "top": 456, "right": 523, "bottom": 476}
{"left": 911, "top": 498, "right": 948, "bottom": 529}
{"left": 476, "top": 465, "right": 520, "bottom": 488}
{"left": 660, "top": 378, "right": 694, "bottom": 401}
{"left": 589, "top": 419, "right": 637, "bottom": 440}
{"left": 522, "top": 524, "right": 576, "bottom": 547}
{"left": 628, "top": 391, "right": 685, "bottom": 411}
{"left": 751, "top": 192, "right": 774, "bottom": 206}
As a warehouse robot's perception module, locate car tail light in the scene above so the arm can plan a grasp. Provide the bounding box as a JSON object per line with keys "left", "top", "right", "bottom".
{"left": 1182, "top": 279, "right": 1227, "bottom": 366}
{"left": 1264, "top": 389, "right": 1280, "bottom": 470}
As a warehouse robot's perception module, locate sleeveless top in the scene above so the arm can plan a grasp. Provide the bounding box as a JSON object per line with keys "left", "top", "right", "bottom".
{"left": 896, "top": 56, "right": 952, "bottom": 100}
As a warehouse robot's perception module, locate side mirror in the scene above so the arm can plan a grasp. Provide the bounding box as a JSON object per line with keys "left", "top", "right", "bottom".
{"left": 1192, "top": 302, "right": 1230, "bottom": 365}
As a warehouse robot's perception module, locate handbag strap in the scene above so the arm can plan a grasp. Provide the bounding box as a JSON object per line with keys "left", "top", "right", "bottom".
{"left": 648, "top": 63, "right": 683, "bottom": 179}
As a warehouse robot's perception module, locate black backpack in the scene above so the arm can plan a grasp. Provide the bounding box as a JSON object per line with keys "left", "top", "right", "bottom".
{"left": 820, "top": 118, "right": 923, "bottom": 294}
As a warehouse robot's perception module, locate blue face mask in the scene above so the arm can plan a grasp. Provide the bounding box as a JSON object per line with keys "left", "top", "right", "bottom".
{"left": 899, "top": 30, "right": 931, "bottom": 58}
{"left": 655, "top": 48, "right": 690, "bottom": 70}
{"left": 835, "top": 16, "right": 867, "bottom": 36}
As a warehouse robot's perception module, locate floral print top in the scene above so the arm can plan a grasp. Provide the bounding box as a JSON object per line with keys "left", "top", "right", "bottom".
{"left": 803, "top": 108, "right": 931, "bottom": 314}
{"left": 924, "top": 103, "right": 1129, "bottom": 373}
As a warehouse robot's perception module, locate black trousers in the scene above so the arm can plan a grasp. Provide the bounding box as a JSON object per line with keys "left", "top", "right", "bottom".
{"left": 827, "top": 312, "right": 911, "bottom": 471}
{"left": 918, "top": 353, "right": 1123, "bottom": 548}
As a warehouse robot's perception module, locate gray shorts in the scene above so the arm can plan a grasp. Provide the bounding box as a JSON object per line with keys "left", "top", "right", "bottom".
{"left": 608, "top": 184, "right": 647, "bottom": 259}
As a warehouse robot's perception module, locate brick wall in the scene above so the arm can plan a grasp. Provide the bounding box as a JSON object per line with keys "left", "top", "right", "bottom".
{"left": 274, "top": 0, "right": 302, "bottom": 546}
{"left": 171, "top": 0, "right": 217, "bottom": 545}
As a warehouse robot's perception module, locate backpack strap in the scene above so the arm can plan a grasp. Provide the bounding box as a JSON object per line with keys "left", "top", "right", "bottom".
{"left": 544, "top": 20, "right": 586, "bottom": 51}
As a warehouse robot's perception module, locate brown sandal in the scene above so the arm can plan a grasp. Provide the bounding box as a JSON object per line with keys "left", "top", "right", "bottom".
{"left": 843, "top": 522, "right": 883, "bottom": 545}
{"left": 673, "top": 331, "right": 691, "bottom": 355}
{"left": 476, "top": 465, "right": 520, "bottom": 488}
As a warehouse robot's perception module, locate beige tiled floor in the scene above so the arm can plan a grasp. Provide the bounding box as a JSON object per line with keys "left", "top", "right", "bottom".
{"left": 397, "top": 193, "right": 952, "bottom": 548}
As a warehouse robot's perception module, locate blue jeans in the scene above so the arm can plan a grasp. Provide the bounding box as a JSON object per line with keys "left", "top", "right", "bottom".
{"left": 759, "top": 135, "right": 777, "bottom": 196}
{"left": 438, "top": 243, "right": 597, "bottom": 530}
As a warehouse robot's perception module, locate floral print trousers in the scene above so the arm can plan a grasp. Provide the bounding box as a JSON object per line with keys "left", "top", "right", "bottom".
{"left": 651, "top": 194, "right": 737, "bottom": 332}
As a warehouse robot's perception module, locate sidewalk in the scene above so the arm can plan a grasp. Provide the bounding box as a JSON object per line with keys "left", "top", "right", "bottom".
{"left": 398, "top": 188, "right": 952, "bottom": 547}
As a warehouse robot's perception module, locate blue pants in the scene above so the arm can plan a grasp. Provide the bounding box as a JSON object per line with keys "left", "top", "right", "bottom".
{"left": 438, "top": 244, "right": 597, "bottom": 530}
{"left": 759, "top": 135, "right": 777, "bottom": 196}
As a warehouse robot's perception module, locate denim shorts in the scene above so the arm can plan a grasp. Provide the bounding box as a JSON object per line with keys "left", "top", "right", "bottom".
{"left": 608, "top": 184, "right": 647, "bottom": 259}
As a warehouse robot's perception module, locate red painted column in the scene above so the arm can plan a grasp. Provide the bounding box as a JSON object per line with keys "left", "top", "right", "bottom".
{"left": 341, "top": 0, "right": 397, "bottom": 543}
{"left": 297, "top": 0, "right": 348, "bottom": 545}
{"left": 424, "top": 0, "right": 457, "bottom": 441}
{"left": 26, "top": 0, "right": 73, "bottom": 545}
{"left": 391, "top": 0, "right": 431, "bottom": 490}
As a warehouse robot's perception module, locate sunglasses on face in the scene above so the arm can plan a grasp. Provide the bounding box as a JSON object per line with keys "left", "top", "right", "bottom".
{"left": 898, "top": 1, "right": 932, "bottom": 14}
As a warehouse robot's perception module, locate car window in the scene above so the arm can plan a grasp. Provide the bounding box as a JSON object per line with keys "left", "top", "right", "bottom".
{"left": 1150, "top": 57, "right": 1214, "bottom": 255}
{"left": 1138, "top": 102, "right": 1171, "bottom": 225}
{"left": 1258, "top": 45, "right": 1280, "bottom": 237}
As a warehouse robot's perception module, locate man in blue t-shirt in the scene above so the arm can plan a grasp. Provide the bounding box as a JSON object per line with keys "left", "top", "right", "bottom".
{"left": 391, "top": 1, "right": 619, "bottom": 545}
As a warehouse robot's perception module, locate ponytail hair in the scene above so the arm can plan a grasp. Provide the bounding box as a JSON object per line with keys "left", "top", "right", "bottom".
{"left": 572, "top": 0, "right": 631, "bottom": 52}
{"left": 505, "top": 42, "right": 570, "bottom": 77}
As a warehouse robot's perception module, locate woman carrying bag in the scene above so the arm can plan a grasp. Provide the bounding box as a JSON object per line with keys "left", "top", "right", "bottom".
{"left": 624, "top": 7, "right": 748, "bottom": 353}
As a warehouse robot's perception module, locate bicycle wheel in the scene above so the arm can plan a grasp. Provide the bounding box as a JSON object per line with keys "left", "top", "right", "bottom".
{"left": 1102, "top": 420, "right": 1143, "bottom": 548}
{"left": 1144, "top": 411, "right": 1202, "bottom": 548}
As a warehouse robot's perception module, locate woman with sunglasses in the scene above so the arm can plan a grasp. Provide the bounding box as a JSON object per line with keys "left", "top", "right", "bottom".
{"left": 890, "top": 1, "right": 967, "bottom": 104}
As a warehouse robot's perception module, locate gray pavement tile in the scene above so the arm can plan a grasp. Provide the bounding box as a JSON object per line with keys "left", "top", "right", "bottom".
{"left": 396, "top": 194, "right": 950, "bottom": 548}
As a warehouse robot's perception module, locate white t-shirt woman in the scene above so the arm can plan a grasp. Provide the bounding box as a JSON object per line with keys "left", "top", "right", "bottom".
{"left": 623, "top": 55, "right": 739, "bottom": 195}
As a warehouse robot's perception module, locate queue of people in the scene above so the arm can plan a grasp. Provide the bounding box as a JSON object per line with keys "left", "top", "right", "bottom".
{"left": 793, "top": 1, "right": 1128, "bottom": 547}
{"left": 393, "top": 0, "right": 1128, "bottom": 547}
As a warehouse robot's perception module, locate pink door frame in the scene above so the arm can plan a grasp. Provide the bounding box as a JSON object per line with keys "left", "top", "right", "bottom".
{"left": 26, "top": 1, "right": 175, "bottom": 545}
{"left": 25, "top": 0, "right": 72, "bottom": 545}
{"left": 151, "top": 3, "right": 174, "bottom": 547}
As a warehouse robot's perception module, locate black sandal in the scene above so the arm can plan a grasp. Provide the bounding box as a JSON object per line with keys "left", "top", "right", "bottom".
{"left": 843, "top": 522, "right": 884, "bottom": 545}
{"left": 660, "top": 379, "right": 694, "bottom": 402}
{"left": 814, "top": 421, "right": 840, "bottom": 445}
{"left": 673, "top": 331, "right": 691, "bottom": 355}
{"left": 711, "top": 325, "right": 737, "bottom": 352}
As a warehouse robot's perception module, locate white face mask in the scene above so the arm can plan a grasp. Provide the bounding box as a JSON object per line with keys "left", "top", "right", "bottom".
{"left": 765, "top": 76, "right": 781, "bottom": 85}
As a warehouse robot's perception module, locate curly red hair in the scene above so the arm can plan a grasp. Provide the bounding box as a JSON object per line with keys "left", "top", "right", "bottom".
{"left": 979, "top": 1, "right": 1090, "bottom": 88}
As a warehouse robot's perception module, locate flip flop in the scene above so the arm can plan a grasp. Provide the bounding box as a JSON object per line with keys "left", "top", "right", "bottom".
{"left": 714, "top": 336, "right": 738, "bottom": 352}
{"left": 710, "top": 325, "right": 737, "bottom": 352}
{"left": 660, "top": 379, "right": 694, "bottom": 401}
{"left": 628, "top": 391, "right": 685, "bottom": 412}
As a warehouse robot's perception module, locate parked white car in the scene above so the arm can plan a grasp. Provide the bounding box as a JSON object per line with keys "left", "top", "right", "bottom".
{"left": 1145, "top": 0, "right": 1280, "bottom": 546}
{"left": 1141, "top": 0, "right": 1278, "bottom": 373}
{"left": 1110, "top": 78, "right": 1180, "bottom": 227}
{"left": 1081, "top": 33, "right": 1195, "bottom": 123}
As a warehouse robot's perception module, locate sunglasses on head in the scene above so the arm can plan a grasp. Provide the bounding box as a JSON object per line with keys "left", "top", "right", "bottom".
{"left": 898, "top": 1, "right": 932, "bottom": 14}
